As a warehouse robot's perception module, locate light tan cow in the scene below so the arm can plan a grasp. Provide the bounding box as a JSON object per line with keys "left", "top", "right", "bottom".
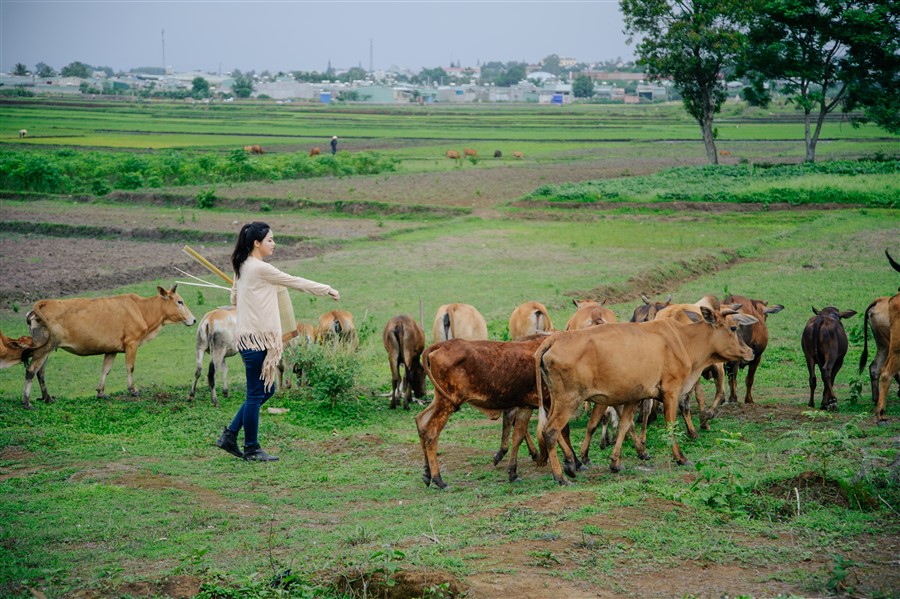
{"left": 463, "top": 148, "right": 477, "bottom": 158}
{"left": 875, "top": 250, "right": 900, "bottom": 423}
{"left": 22, "top": 286, "right": 196, "bottom": 409}
{"left": 0, "top": 330, "right": 36, "bottom": 369}
{"left": 189, "top": 307, "right": 237, "bottom": 407}
{"left": 446, "top": 150, "right": 460, "bottom": 159}
{"left": 432, "top": 303, "right": 487, "bottom": 343}
{"left": 565, "top": 299, "right": 617, "bottom": 331}
{"left": 508, "top": 301, "right": 554, "bottom": 340}
{"left": 535, "top": 307, "right": 757, "bottom": 483}
{"left": 860, "top": 296, "right": 900, "bottom": 406}
{"left": 243, "top": 144, "right": 265, "bottom": 154}
{"left": 512, "top": 151, "right": 524, "bottom": 159}
{"left": 316, "top": 310, "right": 358, "bottom": 350}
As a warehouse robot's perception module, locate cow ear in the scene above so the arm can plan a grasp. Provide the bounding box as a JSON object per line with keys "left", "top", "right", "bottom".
{"left": 699, "top": 306, "right": 716, "bottom": 324}
{"left": 171, "top": 283, "right": 178, "bottom": 294}
{"left": 157, "top": 286, "right": 167, "bottom": 297}
{"left": 572, "top": 299, "right": 581, "bottom": 308}
{"left": 684, "top": 310, "right": 702, "bottom": 323}
{"left": 727, "top": 303, "right": 742, "bottom": 312}
{"left": 733, "top": 314, "right": 758, "bottom": 326}
{"left": 840, "top": 310, "right": 857, "bottom": 319}
{"left": 765, "top": 304, "right": 785, "bottom": 315}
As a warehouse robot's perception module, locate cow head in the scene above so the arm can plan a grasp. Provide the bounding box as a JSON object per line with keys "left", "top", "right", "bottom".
{"left": 631, "top": 294, "right": 671, "bottom": 323}
{"left": 812, "top": 306, "right": 856, "bottom": 320}
{"left": 158, "top": 285, "right": 196, "bottom": 326}
{"left": 686, "top": 306, "right": 757, "bottom": 363}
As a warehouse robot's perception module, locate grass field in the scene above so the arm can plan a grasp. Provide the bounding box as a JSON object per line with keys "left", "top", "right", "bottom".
{"left": 0, "top": 99, "right": 899, "bottom": 599}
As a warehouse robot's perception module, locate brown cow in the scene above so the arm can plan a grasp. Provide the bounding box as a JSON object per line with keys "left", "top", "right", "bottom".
{"left": 22, "top": 286, "right": 196, "bottom": 409}
{"left": 243, "top": 144, "right": 265, "bottom": 154}
{"left": 310, "top": 147, "right": 321, "bottom": 157}
{"left": 417, "top": 336, "right": 578, "bottom": 488}
{"left": 189, "top": 307, "right": 237, "bottom": 407}
{"left": 508, "top": 301, "right": 554, "bottom": 340}
{"left": 382, "top": 315, "right": 427, "bottom": 410}
{"left": 432, "top": 303, "right": 487, "bottom": 343}
{"left": 315, "top": 310, "right": 358, "bottom": 350}
{"left": 0, "top": 330, "right": 36, "bottom": 369}
{"left": 446, "top": 150, "right": 460, "bottom": 159}
{"left": 494, "top": 150, "right": 503, "bottom": 158}
{"left": 801, "top": 306, "right": 856, "bottom": 410}
{"left": 860, "top": 296, "right": 900, "bottom": 405}
{"left": 463, "top": 148, "right": 477, "bottom": 158}
{"left": 565, "top": 299, "right": 617, "bottom": 331}
{"left": 512, "top": 151, "right": 524, "bottom": 159}
{"left": 722, "top": 294, "right": 784, "bottom": 404}
{"left": 629, "top": 294, "right": 672, "bottom": 323}
{"left": 536, "top": 307, "right": 757, "bottom": 483}
{"left": 875, "top": 250, "right": 900, "bottom": 423}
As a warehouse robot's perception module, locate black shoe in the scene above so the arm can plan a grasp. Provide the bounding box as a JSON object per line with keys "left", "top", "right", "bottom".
{"left": 243, "top": 447, "right": 279, "bottom": 462}
{"left": 216, "top": 427, "right": 243, "bottom": 459}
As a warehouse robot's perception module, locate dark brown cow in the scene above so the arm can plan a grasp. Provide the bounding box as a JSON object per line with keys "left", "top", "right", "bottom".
{"left": 860, "top": 296, "right": 900, "bottom": 405}
{"left": 432, "top": 303, "right": 487, "bottom": 343}
{"left": 508, "top": 301, "right": 554, "bottom": 340}
{"left": 494, "top": 150, "right": 503, "bottom": 158}
{"left": 417, "top": 336, "right": 578, "bottom": 488}
{"left": 243, "top": 144, "right": 265, "bottom": 154}
{"left": 536, "top": 307, "right": 757, "bottom": 483}
{"left": 463, "top": 148, "right": 477, "bottom": 158}
{"left": 0, "top": 330, "right": 36, "bottom": 369}
{"left": 565, "top": 299, "right": 617, "bottom": 331}
{"left": 722, "top": 294, "right": 784, "bottom": 404}
{"left": 309, "top": 147, "right": 321, "bottom": 157}
{"left": 801, "top": 306, "right": 856, "bottom": 410}
{"left": 629, "top": 294, "right": 672, "bottom": 323}
{"left": 315, "top": 310, "right": 358, "bottom": 350}
{"left": 446, "top": 150, "right": 460, "bottom": 159}
{"left": 23, "top": 286, "right": 196, "bottom": 409}
{"left": 875, "top": 250, "right": 900, "bottom": 423}
{"left": 189, "top": 307, "right": 237, "bottom": 407}
{"left": 382, "top": 315, "right": 427, "bottom": 410}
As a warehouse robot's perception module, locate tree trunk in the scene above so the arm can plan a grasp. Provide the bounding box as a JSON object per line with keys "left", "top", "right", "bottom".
{"left": 699, "top": 110, "right": 719, "bottom": 165}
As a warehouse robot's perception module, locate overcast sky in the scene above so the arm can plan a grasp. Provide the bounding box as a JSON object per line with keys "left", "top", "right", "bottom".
{"left": 1, "top": 0, "right": 634, "bottom": 75}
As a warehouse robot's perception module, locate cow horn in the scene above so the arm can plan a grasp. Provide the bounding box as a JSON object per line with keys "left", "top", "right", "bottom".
{"left": 812, "top": 305, "right": 820, "bottom": 315}
{"left": 641, "top": 294, "right": 651, "bottom": 305}
{"left": 887, "top": 249, "right": 900, "bottom": 273}
{"left": 664, "top": 294, "right": 672, "bottom": 305}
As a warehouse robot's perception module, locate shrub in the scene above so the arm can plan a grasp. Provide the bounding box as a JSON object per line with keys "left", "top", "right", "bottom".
{"left": 196, "top": 188, "right": 216, "bottom": 209}
{"left": 285, "top": 342, "right": 361, "bottom": 407}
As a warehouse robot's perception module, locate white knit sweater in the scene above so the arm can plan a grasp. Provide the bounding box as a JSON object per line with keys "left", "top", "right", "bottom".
{"left": 231, "top": 257, "right": 335, "bottom": 390}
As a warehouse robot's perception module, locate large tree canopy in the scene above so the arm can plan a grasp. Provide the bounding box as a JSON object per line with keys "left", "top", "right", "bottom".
{"left": 621, "top": 0, "right": 747, "bottom": 164}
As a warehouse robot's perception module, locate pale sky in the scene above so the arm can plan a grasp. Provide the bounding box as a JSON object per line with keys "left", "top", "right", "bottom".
{"left": 0, "top": 0, "right": 634, "bottom": 74}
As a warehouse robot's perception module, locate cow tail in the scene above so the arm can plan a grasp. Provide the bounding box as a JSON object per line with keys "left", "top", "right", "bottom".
{"left": 421, "top": 344, "right": 452, "bottom": 400}
{"left": 859, "top": 299, "right": 876, "bottom": 373}
{"left": 24, "top": 305, "right": 52, "bottom": 352}
{"left": 393, "top": 324, "right": 405, "bottom": 377}
{"left": 442, "top": 312, "right": 451, "bottom": 341}
{"left": 535, "top": 338, "right": 555, "bottom": 467}
{"left": 534, "top": 310, "right": 544, "bottom": 332}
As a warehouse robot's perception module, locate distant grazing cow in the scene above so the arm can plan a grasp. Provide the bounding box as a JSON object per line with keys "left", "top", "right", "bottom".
{"left": 508, "top": 301, "right": 554, "bottom": 340}
{"left": 309, "top": 147, "right": 321, "bottom": 157}
{"left": 446, "top": 150, "right": 460, "bottom": 159}
{"left": 630, "top": 294, "right": 672, "bottom": 323}
{"left": 874, "top": 250, "right": 900, "bottom": 423}
{"left": 383, "top": 315, "right": 427, "bottom": 410}
{"left": 0, "top": 330, "right": 36, "bottom": 369}
{"left": 18, "top": 129, "right": 27, "bottom": 138}
{"left": 22, "top": 286, "right": 196, "bottom": 409}
{"left": 719, "top": 150, "right": 731, "bottom": 156}
{"left": 536, "top": 307, "right": 757, "bottom": 483}
{"left": 243, "top": 144, "right": 265, "bottom": 154}
{"left": 189, "top": 307, "right": 237, "bottom": 407}
{"left": 418, "top": 336, "right": 578, "bottom": 488}
{"left": 801, "top": 306, "right": 856, "bottom": 410}
{"left": 432, "top": 303, "right": 487, "bottom": 343}
{"left": 316, "top": 310, "right": 358, "bottom": 350}
{"left": 860, "top": 296, "right": 900, "bottom": 405}
{"left": 513, "top": 151, "right": 523, "bottom": 159}
{"left": 722, "top": 294, "right": 784, "bottom": 404}
{"left": 463, "top": 148, "right": 477, "bottom": 158}
{"left": 494, "top": 150, "right": 502, "bottom": 158}
{"left": 565, "top": 299, "right": 617, "bottom": 331}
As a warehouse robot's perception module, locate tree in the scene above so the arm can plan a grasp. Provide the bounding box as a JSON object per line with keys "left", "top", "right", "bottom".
{"left": 35, "top": 62, "right": 56, "bottom": 78}
{"left": 494, "top": 63, "right": 526, "bottom": 87}
{"left": 541, "top": 54, "right": 562, "bottom": 75}
{"left": 13, "top": 63, "right": 29, "bottom": 76}
{"left": 231, "top": 70, "right": 254, "bottom": 98}
{"left": 417, "top": 66, "right": 448, "bottom": 86}
{"left": 573, "top": 75, "right": 596, "bottom": 98}
{"left": 339, "top": 66, "right": 368, "bottom": 83}
{"left": 621, "top": 0, "right": 748, "bottom": 164}
{"left": 191, "top": 76, "right": 210, "bottom": 98}
{"left": 739, "top": 0, "right": 889, "bottom": 161}
{"left": 61, "top": 61, "right": 92, "bottom": 78}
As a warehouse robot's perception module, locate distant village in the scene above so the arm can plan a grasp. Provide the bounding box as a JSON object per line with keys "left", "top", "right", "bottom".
{"left": 0, "top": 56, "right": 679, "bottom": 105}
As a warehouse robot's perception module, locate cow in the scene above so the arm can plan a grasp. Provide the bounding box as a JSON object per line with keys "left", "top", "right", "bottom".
{"left": 512, "top": 151, "right": 524, "bottom": 159}
{"left": 432, "top": 303, "right": 487, "bottom": 343}
{"left": 630, "top": 294, "right": 672, "bottom": 323}
{"left": 243, "top": 144, "right": 265, "bottom": 154}
{"left": 315, "top": 310, "right": 358, "bottom": 350}
{"left": 189, "top": 307, "right": 237, "bottom": 407}
{"left": 801, "top": 306, "right": 856, "bottom": 411}
{"left": 508, "top": 301, "right": 554, "bottom": 340}
{"left": 22, "top": 286, "right": 196, "bottom": 409}
{"left": 463, "top": 148, "right": 477, "bottom": 158}
{"left": 310, "top": 147, "right": 321, "bottom": 157}
{"left": 874, "top": 249, "right": 900, "bottom": 423}
{"left": 722, "top": 294, "right": 784, "bottom": 404}
{"left": 446, "top": 150, "right": 460, "bottom": 160}
{"left": 417, "top": 336, "right": 578, "bottom": 488}
{"left": 536, "top": 306, "right": 757, "bottom": 484}
{"left": 859, "top": 296, "right": 900, "bottom": 405}
{"left": 382, "top": 315, "right": 427, "bottom": 410}
{"left": 565, "top": 299, "right": 617, "bottom": 331}
{"left": 18, "top": 129, "right": 27, "bottom": 138}
{"left": 494, "top": 150, "right": 502, "bottom": 158}
{"left": 1, "top": 330, "right": 36, "bottom": 369}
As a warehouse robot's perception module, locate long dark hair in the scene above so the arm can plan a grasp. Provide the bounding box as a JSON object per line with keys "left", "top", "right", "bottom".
{"left": 231, "top": 222, "right": 270, "bottom": 278}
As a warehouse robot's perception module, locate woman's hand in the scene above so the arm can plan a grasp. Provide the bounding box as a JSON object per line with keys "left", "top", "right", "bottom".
{"left": 328, "top": 288, "right": 341, "bottom": 301}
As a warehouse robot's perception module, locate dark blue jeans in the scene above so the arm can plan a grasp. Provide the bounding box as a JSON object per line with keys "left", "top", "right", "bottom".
{"left": 229, "top": 349, "right": 276, "bottom": 451}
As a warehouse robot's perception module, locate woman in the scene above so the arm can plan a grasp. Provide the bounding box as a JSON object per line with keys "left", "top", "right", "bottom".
{"left": 216, "top": 222, "right": 340, "bottom": 461}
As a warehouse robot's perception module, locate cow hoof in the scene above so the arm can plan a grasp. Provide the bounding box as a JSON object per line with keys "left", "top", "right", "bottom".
{"left": 529, "top": 451, "right": 539, "bottom": 463}
{"left": 580, "top": 458, "right": 594, "bottom": 468}
{"left": 877, "top": 419, "right": 889, "bottom": 427}
{"left": 687, "top": 431, "right": 699, "bottom": 440}
{"left": 508, "top": 473, "right": 521, "bottom": 483}
{"left": 563, "top": 461, "right": 578, "bottom": 478}
{"left": 576, "top": 463, "right": 589, "bottom": 472}
{"left": 43, "top": 396, "right": 56, "bottom": 404}
{"left": 492, "top": 449, "right": 507, "bottom": 466}
{"left": 222, "top": 390, "right": 229, "bottom": 398}
{"left": 130, "top": 390, "right": 140, "bottom": 397}
{"left": 389, "top": 403, "right": 397, "bottom": 410}
{"left": 555, "top": 477, "right": 572, "bottom": 486}
{"left": 22, "top": 403, "right": 34, "bottom": 410}
{"left": 638, "top": 452, "right": 651, "bottom": 461}
{"left": 609, "top": 463, "right": 623, "bottom": 473}
{"left": 432, "top": 475, "right": 448, "bottom": 490}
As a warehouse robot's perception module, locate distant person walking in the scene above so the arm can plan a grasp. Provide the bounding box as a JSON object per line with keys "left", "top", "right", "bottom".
{"left": 216, "top": 221, "right": 340, "bottom": 462}
{"left": 330, "top": 135, "right": 338, "bottom": 155}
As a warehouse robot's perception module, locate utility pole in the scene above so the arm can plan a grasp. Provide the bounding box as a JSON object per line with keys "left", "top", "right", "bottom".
{"left": 161, "top": 29, "right": 166, "bottom": 72}
{"left": 369, "top": 38, "right": 373, "bottom": 74}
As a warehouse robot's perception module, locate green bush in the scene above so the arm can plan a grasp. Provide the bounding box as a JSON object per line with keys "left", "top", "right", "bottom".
{"left": 196, "top": 188, "right": 216, "bottom": 209}
{"left": 284, "top": 342, "right": 362, "bottom": 407}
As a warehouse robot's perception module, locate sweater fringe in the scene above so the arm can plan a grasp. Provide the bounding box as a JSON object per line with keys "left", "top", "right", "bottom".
{"left": 237, "top": 331, "right": 282, "bottom": 392}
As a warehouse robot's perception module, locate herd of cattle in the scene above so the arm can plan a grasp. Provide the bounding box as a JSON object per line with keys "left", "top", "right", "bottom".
{"left": 0, "top": 251, "right": 898, "bottom": 487}
{"left": 446, "top": 149, "right": 524, "bottom": 160}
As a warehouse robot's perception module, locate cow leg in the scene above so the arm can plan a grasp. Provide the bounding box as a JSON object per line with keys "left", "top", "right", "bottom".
{"left": 402, "top": 363, "right": 414, "bottom": 410}
{"left": 806, "top": 353, "right": 817, "bottom": 408}
{"left": 726, "top": 363, "right": 739, "bottom": 403}
{"left": 207, "top": 361, "right": 219, "bottom": 407}
{"left": 579, "top": 403, "right": 607, "bottom": 466}
{"left": 540, "top": 405, "right": 575, "bottom": 486}
{"left": 662, "top": 393, "right": 689, "bottom": 465}
{"left": 415, "top": 397, "right": 454, "bottom": 489}
{"left": 494, "top": 408, "right": 515, "bottom": 466}
{"left": 703, "top": 363, "right": 726, "bottom": 423}
{"left": 876, "top": 365, "right": 895, "bottom": 424}
{"left": 189, "top": 346, "right": 204, "bottom": 401}
{"left": 823, "top": 354, "right": 844, "bottom": 411}
{"left": 680, "top": 393, "right": 699, "bottom": 440}
{"left": 743, "top": 359, "right": 761, "bottom": 404}
{"left": 608, "top": 402, "right": 637, "bottom": 473}
{"left": 506, "top": 409, "right": 532, "bottom": 482}
{"left": 124, "top": 344, "right": 141, "bottom": 397}
{"left": 514, "top": 407, "right": 540, "bottom": 462}
{"left": 692, "top": 381, "right": 708, "bottom": 433}
{"left": 98, "top": 353, "right": 117, "bottom": 398}
{"left": 23, "top": 352, "right": 52, "bottom": 409}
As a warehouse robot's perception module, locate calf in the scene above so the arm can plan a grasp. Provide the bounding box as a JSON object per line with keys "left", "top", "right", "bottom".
{"left": 189, "top": 307, "right": 237, "bottom": 407}
{"left": 565, "top": 299, "right": 617, "bottom": 331}
{"left": 723, "top": 294, "right": 784, "bottom": 404}
{"left": 417, "top": 336, "right": 577, "bottom": 488}
{"left": 860, "top": 296, "right": 900, "bottom": 405}
{"left": 316, "top": 310, "right": 358, "bottom": 350}
{"left": 23, "top": 286, "right": 196, "bottom": 408}
{"left": 629, "top": 294, "right": 672, "bottom": 323}
{"left": 1, "top": 330, "right": 36, "bottom": 369}
{"left": 801, "top": 306, "right": 856, "bottom": 410}
{"left": 382, "top": 315, "right": 427, "bottom": 410}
